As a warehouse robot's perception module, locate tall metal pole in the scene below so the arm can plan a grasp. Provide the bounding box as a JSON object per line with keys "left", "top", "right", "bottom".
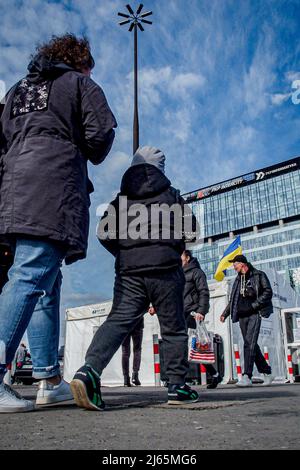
{"left": 133, "top": 23, "right": 139, "bottom": 154}
{"left": 118, "top": 4, "right": 153, "bottom": 155}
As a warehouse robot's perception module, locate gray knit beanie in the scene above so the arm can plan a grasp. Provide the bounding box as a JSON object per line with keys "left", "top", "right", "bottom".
{"left": 131, "top": 146, "right": 165, "bottom": 174}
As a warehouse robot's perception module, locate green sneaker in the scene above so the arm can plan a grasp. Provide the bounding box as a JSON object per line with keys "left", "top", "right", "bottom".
{"left": 70, "top": 364, "right": 105, "bottom": 411}
{"left": 167, "top": 384, "right": 199, "bottom": 405}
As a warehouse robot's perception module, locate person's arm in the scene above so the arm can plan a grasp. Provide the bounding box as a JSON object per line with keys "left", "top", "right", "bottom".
{"left": 180, "top": 195, "right": 200, "bottom": 245}
{"left": 220, "top": 303, "right": 230, "bottom": 322}
{"left": 220, "top": 277, "right": 240, "bottom": 321}
{"left": 193, "top": 268, "right": 210, "bottom": 316}
{"left": 97, "top": 196, "right": 119, "bottom": 256}
{"left": 80, "top": 77, "right": 117, "bottom": 165}
{"left": 251, "top": 272, "right": 273, "bottom": 311}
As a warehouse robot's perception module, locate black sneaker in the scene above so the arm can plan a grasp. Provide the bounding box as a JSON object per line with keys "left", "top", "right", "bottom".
{"left": 70, "top": 364, "right": 105, "bottom": 411}
{"left": 207, "top": 374, "right": 222, "bottom": 389}
{"left": 167, "top": 384, "right": 199, "bottom": 405}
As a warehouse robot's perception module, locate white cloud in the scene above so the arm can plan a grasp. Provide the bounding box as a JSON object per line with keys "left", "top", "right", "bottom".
{"left": 122, "top": 67, "right": 205, "bottom": 114}
{"left": 169, "top": 72, "right": 206, "bottom": 97}
{"left": 243, "top": 26, "right": 277, "bottom": 119}
{"left": 0, "top": 80, "right": 6, "bottom": 102}
{"left": 270, "top": 93, "right": 291, "bottom": 106}
{"left": 227, "top": 125, "right": 257, "bottom": 149}
{"left": 285, "top": 71, "right": 300, "bottom": 83}
{"left": 163, "top": 107, "right": 193, "bottom": 144}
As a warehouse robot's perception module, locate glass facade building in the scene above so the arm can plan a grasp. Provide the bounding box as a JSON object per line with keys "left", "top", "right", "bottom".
{"left": 184, "top": 157, "right": 300, "bottom": 282}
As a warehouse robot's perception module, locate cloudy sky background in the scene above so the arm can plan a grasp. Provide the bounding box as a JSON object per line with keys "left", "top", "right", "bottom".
{"left": 1, "top": 0, "right": 300, "bottom": 342}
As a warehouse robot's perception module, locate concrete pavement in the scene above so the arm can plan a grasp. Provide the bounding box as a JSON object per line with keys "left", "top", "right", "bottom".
{"left": 0, "top": 383, "right": 299, "bottom": 450}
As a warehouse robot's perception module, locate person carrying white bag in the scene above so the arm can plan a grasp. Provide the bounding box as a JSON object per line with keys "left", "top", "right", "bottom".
{"left": 182, "top": 249, "right": 223, "bottom": 389}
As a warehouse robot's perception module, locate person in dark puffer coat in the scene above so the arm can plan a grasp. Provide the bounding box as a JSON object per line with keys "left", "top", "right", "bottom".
{"left": 0, "top": 34, "right": 117, "bottom": 413}
{"left": 70, "top": 146, "right": 201, "bottom": 410}
{"left": 182, "top": 250, "right": 222, "bottom": 389}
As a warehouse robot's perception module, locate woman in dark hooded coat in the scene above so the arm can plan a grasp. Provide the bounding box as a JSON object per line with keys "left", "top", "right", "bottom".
{"left": 0, "top": 34, "right": 117, "bottom": 413}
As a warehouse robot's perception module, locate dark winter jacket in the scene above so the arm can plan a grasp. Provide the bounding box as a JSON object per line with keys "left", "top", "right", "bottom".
{"left": 183, "top": 257, "right": 210, "bottom": 328}
{"left": 222, "top": 265, "right": 273, "bottom": 323}
{"left": 0, "top": 54, "right": 117, "bottom": 264}
{"left": 98, "top": 163, "right": 198, "bottom": 274}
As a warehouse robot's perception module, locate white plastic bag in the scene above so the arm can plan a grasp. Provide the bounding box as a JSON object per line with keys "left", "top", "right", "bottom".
{"left": 188, "top": 315, "right": 215, "bottom": 364}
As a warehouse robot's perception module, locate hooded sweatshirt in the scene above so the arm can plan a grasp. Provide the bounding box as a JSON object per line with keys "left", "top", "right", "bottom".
{"left": 98, "top": 161, "right": 196, "bottom": 274}
{"left": 0, "top": 53, "right": 117, "bottom": 264}
{"left": 131, "top": 146, "right": 166, "bottom": 174}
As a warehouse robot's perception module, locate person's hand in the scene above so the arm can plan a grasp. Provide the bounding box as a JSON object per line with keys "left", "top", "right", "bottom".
{"left": 195, "top": 313, "right": 205, "bottom": 321}
{"left": 148, "top": 306, "right": 156, "bottom": 316}
{"left": 220, "top": 315, "right": 225, "bottom": 323}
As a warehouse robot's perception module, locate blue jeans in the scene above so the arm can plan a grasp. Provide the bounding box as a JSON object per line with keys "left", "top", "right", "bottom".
{"left": 0, "top": 238, "right": 66, "bottom": 381}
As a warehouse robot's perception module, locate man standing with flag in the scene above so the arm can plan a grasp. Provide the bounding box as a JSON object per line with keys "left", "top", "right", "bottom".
{"left": 219, "top": 255, "right": 274, "bottom": 387}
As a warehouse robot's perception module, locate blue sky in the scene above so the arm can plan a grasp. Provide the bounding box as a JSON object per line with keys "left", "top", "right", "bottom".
{"left": 1, "top": 0, "right": 300, "bottom": 340}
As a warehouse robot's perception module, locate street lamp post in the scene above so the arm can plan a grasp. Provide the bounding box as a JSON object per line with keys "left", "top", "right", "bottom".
{"left": 118, "top": 4, "right": 153, "bottom": 155}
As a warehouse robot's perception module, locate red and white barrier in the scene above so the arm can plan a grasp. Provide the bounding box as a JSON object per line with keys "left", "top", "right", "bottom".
{"left": 264, "top": 346, "right": 270, "bottom": 366}
{"left": 152, "top": 334, "right": 161, "bottom": 387}
{"left": 287, "top": 350, "right": 294, "bottom": 383}
{"left": 234, "top": 344, "right": 243, "bottom": 381}
{"left": 200, "top": 364, "right": 207, "bottom": 385}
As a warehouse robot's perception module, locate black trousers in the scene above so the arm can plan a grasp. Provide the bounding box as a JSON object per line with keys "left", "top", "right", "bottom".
{"left": 239, "top": 314, "right": 272, "bottom": 378}
{"left": 86, "top": 268, "right": 189, "bottom": 385}
{"left": 122, "top": 324, "right": 144, "bottom": 376}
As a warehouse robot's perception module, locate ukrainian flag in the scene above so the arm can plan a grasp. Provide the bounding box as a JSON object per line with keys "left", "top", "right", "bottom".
{"left": 214, "top": 236, "right": 242, "bottom": 282}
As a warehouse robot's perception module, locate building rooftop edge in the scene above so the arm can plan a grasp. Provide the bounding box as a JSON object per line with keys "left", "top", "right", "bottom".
{"left": 183, "top": 155, "right": 300, "bottom": 199}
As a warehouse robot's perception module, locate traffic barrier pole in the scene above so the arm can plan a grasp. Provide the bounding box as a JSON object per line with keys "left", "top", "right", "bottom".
{"left": 287, "top": 350, "right": 294, "bottom": 383}
{"left": 200, "top": 364, "right": 207, "bottom": 385}
{"left": 234, "top": 344, "right": 243, "bottom": 381}
{"left": 264, "top": 346, "right": 270, "bottom": 365}
{"left": 297, "top": 347, "right": 300, "bottom": 377}
{"left": 153, "top": 334, "right": 161, "bottom": 387}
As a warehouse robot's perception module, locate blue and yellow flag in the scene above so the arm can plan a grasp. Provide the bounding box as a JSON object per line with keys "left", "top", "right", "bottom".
{"left": 214, "top": 236, "right": 242, "bottom": 282}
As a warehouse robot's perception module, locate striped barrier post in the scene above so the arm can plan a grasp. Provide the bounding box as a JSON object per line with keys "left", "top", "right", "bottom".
{"left": 287, "top": 349, "right": 294, "bottom": 383}
{"left": 200, "top": 364, "right": 207, "bottom": 385}
{"left": 264, "top": 346, "right": 270, "bottom": 366}
{"left": 153, "top": 334, "right": 161, "bottom": 387}
{"left": 234, "top": 344, "right": 243, "bottom": 382}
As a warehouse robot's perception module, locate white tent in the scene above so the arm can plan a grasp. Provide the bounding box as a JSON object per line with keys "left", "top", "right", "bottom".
{"left": 64, "top": 301, "right": 161, "bottom": 385}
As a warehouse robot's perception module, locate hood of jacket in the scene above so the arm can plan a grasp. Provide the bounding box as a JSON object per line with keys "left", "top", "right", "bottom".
{"left": 183, "top": 257, "right": 200, "bottom": 273}
{"left": 120, "top": 163, "right": 171, "bottom": 199}
{"left": 26, "top": 53, "right": 75, "bottom": 83}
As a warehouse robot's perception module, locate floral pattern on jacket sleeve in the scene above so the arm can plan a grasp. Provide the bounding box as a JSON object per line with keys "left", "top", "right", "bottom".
{"left": 11, "top": 79, "right": 51, "bottom": 118}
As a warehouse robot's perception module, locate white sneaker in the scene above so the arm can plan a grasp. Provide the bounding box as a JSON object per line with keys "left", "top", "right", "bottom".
{"left": 0, "top": 382, "right": 35, "bottom": 413}
{"left": 36, "top": 379, "right": 73, "bottom": 405}
{"left": 262, "top": 374, "right": 274, "bottom": 387}
{"left": 236, "top": 375, "right": 253, "bottom": 387}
